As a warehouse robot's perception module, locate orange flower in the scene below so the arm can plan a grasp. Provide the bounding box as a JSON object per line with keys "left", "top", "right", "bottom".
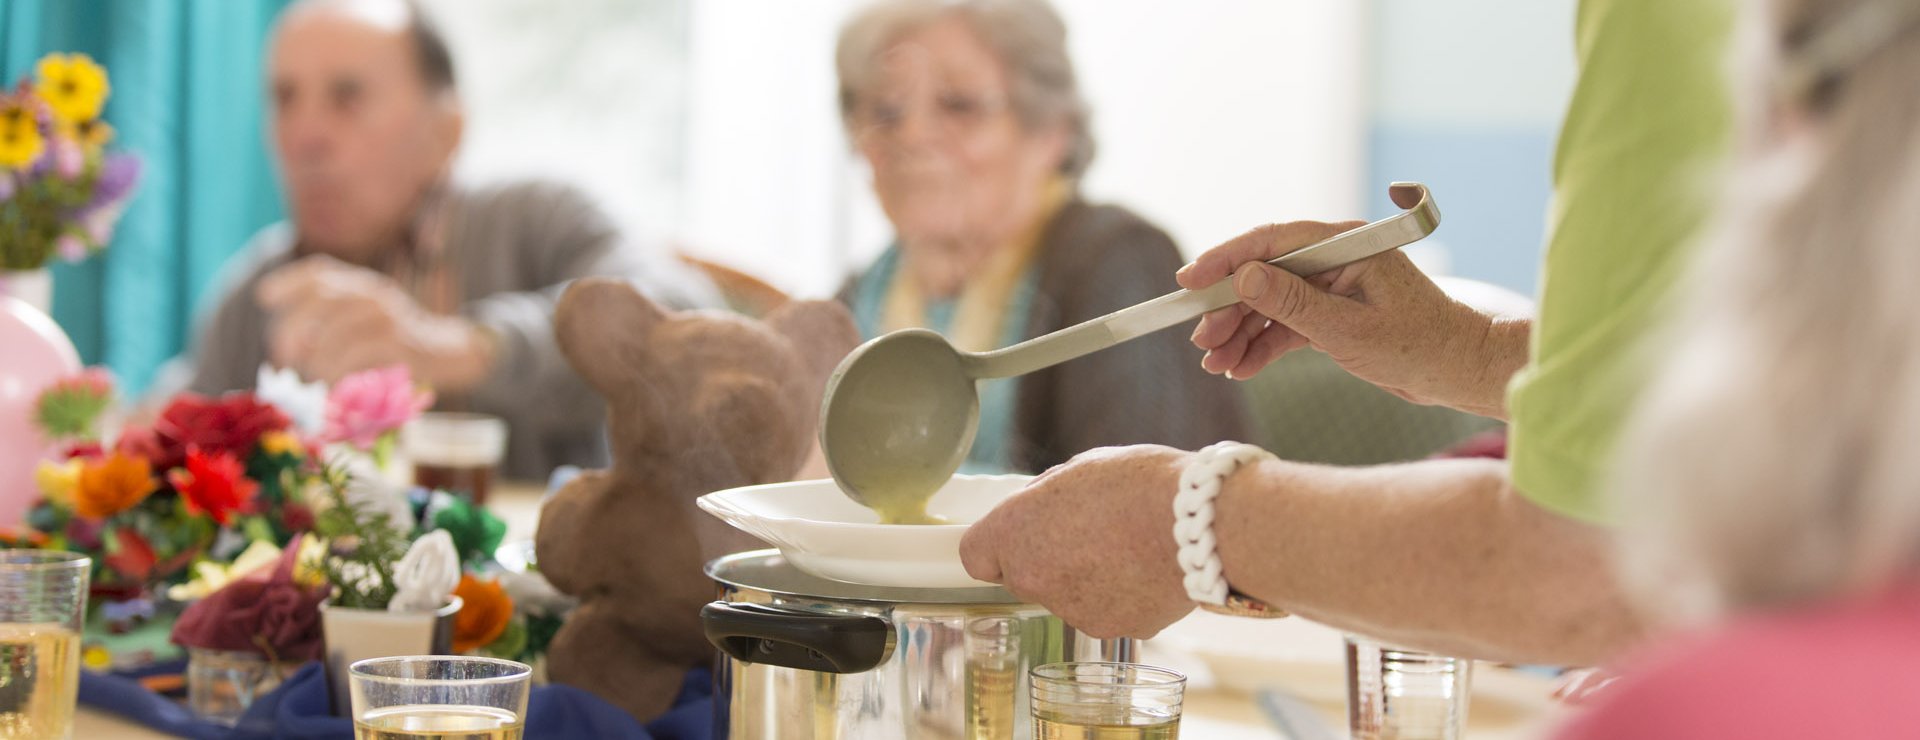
{"left": 450, "top": 574, "right": 513, "bottom": 653}
{"left": 74, "top": 452, "right": 157, "bottom": 519}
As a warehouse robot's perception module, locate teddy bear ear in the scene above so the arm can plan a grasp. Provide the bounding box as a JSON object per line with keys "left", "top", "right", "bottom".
{"left": 554, "top": 278, "right": 670, "bottom": 395}
{"left": 764, "top": 300, "right": 862, "bottom": 388}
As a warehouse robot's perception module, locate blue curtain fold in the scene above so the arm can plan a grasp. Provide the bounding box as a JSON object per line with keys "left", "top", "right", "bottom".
{"left": 1, "top": 0, "right": 289, "bottom": 395}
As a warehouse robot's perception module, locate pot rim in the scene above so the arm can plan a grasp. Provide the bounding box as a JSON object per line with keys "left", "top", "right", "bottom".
{"left": 707, "top": 549, "right": 1026, "bottom": 606}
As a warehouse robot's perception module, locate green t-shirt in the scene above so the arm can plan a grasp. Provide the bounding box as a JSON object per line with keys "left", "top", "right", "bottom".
{"left": 1506, "top": 0, "right": 1734, "bottom": 523}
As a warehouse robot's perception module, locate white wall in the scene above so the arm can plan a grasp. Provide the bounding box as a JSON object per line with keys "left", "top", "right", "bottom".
{"left": 1370, "top": 0, "right": 1576, "bottom": 130}
{"left": 678, "top": 1, "right": 1368, "bottom": 299}
{"left": 422, "top": 0, "right": 691, "bottom": 240}
{"left": 423, "top": 2, "right": 1367, "bottom": 300}
{"left": 1365, "top": 0, "right": 1578, "bottom": 293}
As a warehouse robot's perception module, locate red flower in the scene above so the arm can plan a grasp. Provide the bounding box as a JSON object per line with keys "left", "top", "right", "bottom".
{"left": 114, "top": 424, "right": 167, "bottom": 463}
{"left": 105, "top": 527, "right": 156, "bottom": 584}
{"left": 143, "top": 393, "right": 289, "bottom": 471}
{"left": 167, "top": 448, "right": 259, "bottom": 526}
{"left": 279, "top": 502, "right": 315, "bottom": 534}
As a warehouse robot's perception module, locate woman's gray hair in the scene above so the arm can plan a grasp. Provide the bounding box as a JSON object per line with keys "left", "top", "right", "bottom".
{"left": 1614, "top": 0, "right": 1920, "bottom": 623}
{"left": 835, "top": 0, "right": 1096, "bottom": 178}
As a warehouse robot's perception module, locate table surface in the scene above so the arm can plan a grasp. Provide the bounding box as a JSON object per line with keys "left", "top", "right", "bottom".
{"left": 79, "top": 482, "right": 1565, "bottom": 739}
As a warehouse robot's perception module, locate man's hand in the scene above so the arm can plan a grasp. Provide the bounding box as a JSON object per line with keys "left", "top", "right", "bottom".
{"left": 960, "top": 445, "right": 1197, "bottom": 639}
{"left": 257, "top": 255, "right": 494, "bottom": 390}
{"left": 1177, "top": 221, "right": 1519, "bottom": 417}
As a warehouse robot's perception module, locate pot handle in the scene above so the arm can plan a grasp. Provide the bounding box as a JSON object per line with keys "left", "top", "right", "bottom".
{"left": 702, "top": 602, "right": 894, "bottom": 674}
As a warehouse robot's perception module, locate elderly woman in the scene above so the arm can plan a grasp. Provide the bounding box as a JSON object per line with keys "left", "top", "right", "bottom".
{"left": 832, "top": 0, "right": 1253, "bottom": 474}
{"left": 1555, "top": 0, "right": 1920, "bottom": 736}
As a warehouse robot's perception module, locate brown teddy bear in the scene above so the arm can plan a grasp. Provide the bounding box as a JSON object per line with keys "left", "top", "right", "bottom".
{"left": 535, "top": 277, "right": 860, "bottom": 719}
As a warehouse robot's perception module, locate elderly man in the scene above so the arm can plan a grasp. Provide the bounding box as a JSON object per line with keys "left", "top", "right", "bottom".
{"left": 170, "top": 0, "right": 716, "bottom": 478}
{"left": 960, "top": 0, "right": 1733, "bottom": 668}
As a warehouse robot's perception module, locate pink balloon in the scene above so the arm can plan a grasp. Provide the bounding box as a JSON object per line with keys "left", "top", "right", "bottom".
{"left": 0, "top": 297, "right": 81, "bottom": 530}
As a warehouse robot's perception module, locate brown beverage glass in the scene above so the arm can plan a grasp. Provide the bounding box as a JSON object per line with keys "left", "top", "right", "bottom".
{"left": 404, "top": 413, "right": 507, "bottom": 505}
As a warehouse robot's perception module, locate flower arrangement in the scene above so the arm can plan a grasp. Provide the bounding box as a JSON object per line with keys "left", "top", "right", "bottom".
{"left": 4, "top": 364, "right": 429, "bottom": 600}
{"left": 0, "top": 53, "right": 142, "bottom": 271}
{"left": 4, "top": 361, "right": 567, "bottom": 671}
{"left": 308, "top": 469, "right": 563, "bottom": 665}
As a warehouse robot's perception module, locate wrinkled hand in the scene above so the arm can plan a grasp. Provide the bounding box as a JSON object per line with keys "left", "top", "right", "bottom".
{"left": 1175, "top": 220, "right": 1490, "bottom": 407}
{"left": 257, "top": 255, "right": 493, "bottom": 390}
{"left": 960, "top": 446, "right": 1197, "bottom": 639}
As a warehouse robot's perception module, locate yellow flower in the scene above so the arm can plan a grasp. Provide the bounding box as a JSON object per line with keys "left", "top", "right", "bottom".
{"left": 35, "top": 53, "right": 109, "bottom": 125}
{"left": 259, "top": 431, "right": 305, "bottom": 458}
{"left": 34, "top": 460, "right": 82, "bottom": 508}
{"left": 58, "top": 118, "right": 113, "bottom": 154}
{"left": 0, "top": 103, "right": 43, "bottom": 170}
{"left": 82, "top": 645, "right": 112, "bottom": 671}
{"left": 293, "top": 536, "right": 328, "bottom": 589}
{"left": 165, "top": 541, "right": 286, "bottom": 602}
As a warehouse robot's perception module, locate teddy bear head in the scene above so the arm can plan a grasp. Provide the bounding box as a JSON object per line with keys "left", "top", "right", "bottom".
{"left": 553, "top": 277, "right": 859, "bottom": 493}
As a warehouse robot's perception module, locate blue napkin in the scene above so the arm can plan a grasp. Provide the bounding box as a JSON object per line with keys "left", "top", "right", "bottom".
{"left": 80, "top": 661, "right": 713, "bottom": 739}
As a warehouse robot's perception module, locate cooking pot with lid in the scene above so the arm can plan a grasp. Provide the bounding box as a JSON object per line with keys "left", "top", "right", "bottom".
{"left": 703, "top": 549, "right": 1133, "bottom": 739}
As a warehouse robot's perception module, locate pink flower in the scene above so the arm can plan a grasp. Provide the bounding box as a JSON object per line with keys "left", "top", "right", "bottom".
{"left": 54, "top": 234, "right": 87, "bottom": 262}
{"left": 323, "top": 365, "right": 434, "bottom": 448}
{"left": 50, "top": 137, "right": 82, "bottom": 179}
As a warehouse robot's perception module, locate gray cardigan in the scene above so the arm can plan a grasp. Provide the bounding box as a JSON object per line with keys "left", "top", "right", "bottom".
{"left": 173, "top": 180, "right": 718, "bottom": 479}
{"left": 842, "top": 200, "right": 1255, "bottom": 473}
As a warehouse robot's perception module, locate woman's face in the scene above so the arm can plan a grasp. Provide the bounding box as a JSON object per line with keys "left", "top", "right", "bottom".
{"left": 850, "top": 16, "right": 1069, "bottom": 245}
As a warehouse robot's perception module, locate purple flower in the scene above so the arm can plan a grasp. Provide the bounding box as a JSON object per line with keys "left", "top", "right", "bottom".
{"left": 88, "top": 154, "right": 140, "bottom": 207}
{"left": 0, "top": 174, "right": 13, "bottom": 202}
{"left": 54, "top": 234, "right": 88, "bottom": 262}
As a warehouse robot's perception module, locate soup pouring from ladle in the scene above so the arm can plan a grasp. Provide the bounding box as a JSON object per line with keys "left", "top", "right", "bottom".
{"left": 821, "top": 182, "right": 1442, "bottom": 523}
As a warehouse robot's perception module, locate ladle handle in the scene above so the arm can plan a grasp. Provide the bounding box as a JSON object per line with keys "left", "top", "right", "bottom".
{"left": 965, "top": 182, "right": 1440, "bottom": 380}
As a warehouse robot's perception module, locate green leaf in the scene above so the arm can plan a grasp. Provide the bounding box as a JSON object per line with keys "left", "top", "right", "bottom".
{"left": 312, "top": 461, "right": 409, "bottom": 610}
{"left": 244, "top": 517, "right": 274, "bottom": 544}
{"left": 429, "top": 499, "right": 506, "bottom": 566}
{"left": 483, "top": 619, "right": 528, "bottom": 660}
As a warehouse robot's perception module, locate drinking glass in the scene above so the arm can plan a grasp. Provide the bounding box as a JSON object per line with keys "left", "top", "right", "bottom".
{"left": 405, "top": 413, "right": 507, "bottom": 505}
{"left": 1031, "top": 661, "right": 1185, "bottom": 739}
{"left": 1345, "top": 634, "right": 1473, "bottom": 740}
{"left": 0, "top": 550, "right": 90, "bottom": 740}
{"left": 349, "top": 655, "right": 531, "bottom": 740}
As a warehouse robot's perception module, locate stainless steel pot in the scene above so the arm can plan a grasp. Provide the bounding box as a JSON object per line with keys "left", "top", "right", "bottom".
{"left": 703, "top": 550, "right": 1133, "bottom": 739}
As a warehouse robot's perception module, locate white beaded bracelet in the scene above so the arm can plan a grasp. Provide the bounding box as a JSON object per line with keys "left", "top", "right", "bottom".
{"left": 1175, "top": 441, "right": 1285, "bottom": 618}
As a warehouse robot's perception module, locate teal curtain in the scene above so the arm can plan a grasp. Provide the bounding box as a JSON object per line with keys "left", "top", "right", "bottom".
{"left": 1, "top": 0, "right": 290, "bottom": 395}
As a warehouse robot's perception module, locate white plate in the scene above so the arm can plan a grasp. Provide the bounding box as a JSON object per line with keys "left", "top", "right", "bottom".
{"left": 697, "top": 475, "right": 1032, "bottom": 588}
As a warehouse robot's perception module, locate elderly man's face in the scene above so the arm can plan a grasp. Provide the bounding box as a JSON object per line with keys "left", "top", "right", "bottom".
{"left": 268, "top": 3, "right": 459, "bottom": 264}
{"left": 851, "top": 16, "right": 1070, "bottom": 246}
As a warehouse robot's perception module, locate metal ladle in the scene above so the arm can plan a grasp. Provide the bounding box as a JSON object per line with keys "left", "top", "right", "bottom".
{"left": 821, "top": 182, "right": 1441, "bottom": 522}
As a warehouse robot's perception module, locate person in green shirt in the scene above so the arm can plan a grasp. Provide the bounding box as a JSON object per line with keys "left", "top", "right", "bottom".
{"left": 958, "top": 0, "right": 1733, "bottom": 667}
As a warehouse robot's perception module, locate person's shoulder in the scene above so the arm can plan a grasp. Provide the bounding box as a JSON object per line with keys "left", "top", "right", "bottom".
{"left": 1040, "top": 199, "right": 1181, "bottom": 276}
{"left": 1557, "top": 589, "right": 1920, "bottom": 739}
{"left": 456, "top": 178, "right": 607, "bottom": 220}
{"left": 1047, "top": 200, "right": 1175, "bottom": 252}
{"left": 214, "top": 223, "right": 298, "bottom": 295}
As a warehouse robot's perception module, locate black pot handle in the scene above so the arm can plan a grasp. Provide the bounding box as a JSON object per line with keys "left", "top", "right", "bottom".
{"left": 702, "top": 601, "right": 894, "bottom": 674}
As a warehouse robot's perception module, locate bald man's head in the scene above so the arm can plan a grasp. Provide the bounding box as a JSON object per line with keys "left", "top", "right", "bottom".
{"left": 268, "top": 0, "right": 463, "bottom": 263}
